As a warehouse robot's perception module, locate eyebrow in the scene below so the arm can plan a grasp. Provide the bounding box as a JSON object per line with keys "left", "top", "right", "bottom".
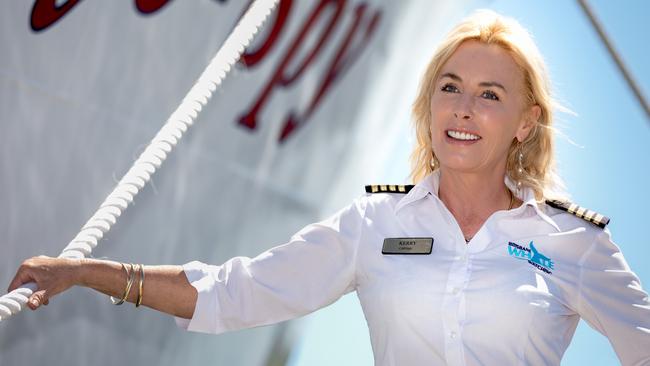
{"left": 440, "top": 72, "right": 508, "bottom": 93}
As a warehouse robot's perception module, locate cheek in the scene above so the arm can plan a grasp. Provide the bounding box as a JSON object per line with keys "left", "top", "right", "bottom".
{"left": 429, "top": 120, "right": 445, "bottom": 147}
{"left": 429, "top": 94, "right": 448, "bottom": 121}
{"left": 477, "top": 104, "right": 521, "bottom": 138}
{"left": 429, "top": 101, "right": 446, "bottom": 136}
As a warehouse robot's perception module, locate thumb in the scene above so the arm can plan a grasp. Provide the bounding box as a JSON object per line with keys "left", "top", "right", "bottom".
{"left": 28, "top": 289, "right": 48, "bottom": 310}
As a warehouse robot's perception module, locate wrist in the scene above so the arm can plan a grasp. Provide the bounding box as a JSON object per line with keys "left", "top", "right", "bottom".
{"left": 75, "top": 257, "right": 93, "bottom": 287}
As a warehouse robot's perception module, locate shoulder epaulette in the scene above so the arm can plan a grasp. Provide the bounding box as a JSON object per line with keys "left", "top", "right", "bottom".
{"left": 545, "top": 199, "right": 610, "bottom": 229}
{"left": 365, "top": 184, "right": 414, "bottom": 194}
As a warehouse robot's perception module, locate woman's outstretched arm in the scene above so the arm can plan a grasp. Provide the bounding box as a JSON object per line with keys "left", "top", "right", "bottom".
{"left": 7, "top": 256, "right": 198, "bottom": 319}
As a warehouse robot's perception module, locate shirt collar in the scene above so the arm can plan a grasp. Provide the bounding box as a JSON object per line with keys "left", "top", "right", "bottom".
{"left": 394, "top": 170, "right": 561, "bottom": 232}
{"left": 505, "top": 176, "right": 561, "bottom": 232}
{"left": 393, "top": 170, "right": 440, "bottom": 215}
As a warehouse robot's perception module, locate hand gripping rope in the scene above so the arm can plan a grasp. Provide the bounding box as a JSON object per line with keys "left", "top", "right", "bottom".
{"left": 0, "top": 0, "right": 280, "bottom": 323}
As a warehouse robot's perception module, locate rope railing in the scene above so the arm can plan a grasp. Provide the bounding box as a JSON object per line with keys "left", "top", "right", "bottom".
{"left": 0, "top": 0, "right": 280, "bottom": 322}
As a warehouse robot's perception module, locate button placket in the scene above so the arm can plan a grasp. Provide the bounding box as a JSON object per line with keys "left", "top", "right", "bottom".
{"left": 442, "top": 250, "right": 471, "bottom": 365}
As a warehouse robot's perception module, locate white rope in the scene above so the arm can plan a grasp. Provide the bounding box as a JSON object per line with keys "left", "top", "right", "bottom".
{"left": 0, "top": 0, "right": 280, "bottom": 322}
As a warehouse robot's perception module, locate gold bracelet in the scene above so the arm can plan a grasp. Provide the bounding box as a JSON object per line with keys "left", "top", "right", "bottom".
{"left": 136, "top": 264, "right": 144, "bottom": 308}
{"left": 110, "top": 263, "right": 136, "bottom": 305}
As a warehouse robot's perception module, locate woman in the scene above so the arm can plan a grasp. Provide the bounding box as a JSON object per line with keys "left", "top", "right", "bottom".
{"left": 7, "top": 10, "right": 649, "bottom": 365}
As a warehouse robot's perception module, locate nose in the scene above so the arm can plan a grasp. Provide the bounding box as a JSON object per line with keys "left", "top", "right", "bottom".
{"left": 453, "top": 94, "right": 473, "bottom": 120}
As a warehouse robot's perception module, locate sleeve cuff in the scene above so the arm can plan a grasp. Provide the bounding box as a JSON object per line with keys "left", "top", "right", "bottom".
{"left": 173, "top": 260, "right": 223, "bottom": 334}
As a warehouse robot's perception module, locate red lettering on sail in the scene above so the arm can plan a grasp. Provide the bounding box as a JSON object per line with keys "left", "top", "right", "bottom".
{"left": 30, "top": 0, "right": 82, "bottom": 32}
{"left": 238, "top": 0, "right": 345, "bottom": 132}
{"left": 135, "top": 0, "right": 172, "bottom": 14}
{"left": 241, "top": 0, "right": 293, "bottom": 67}
{"left": 279, "top": 3, "right": 381, "bottom": 142}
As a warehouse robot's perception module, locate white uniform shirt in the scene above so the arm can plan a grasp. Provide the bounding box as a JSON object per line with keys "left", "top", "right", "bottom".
{"left": 174, "top": 171, "right": 650, "bottom": 365}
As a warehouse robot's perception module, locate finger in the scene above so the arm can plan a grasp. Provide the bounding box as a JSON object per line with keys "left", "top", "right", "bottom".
{"left": 7, "top": 268, "right": 34, "bottom": 293}
{"left": 43, "top": 299, "right": 50, "bottom": 306}
{"left": 28, "top": 290, "right": 48, "bottom": 311}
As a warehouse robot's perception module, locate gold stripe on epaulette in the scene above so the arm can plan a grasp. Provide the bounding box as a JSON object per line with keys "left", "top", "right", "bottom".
{"left": 545, "top": 199, "right": 610, "bottom": 229}
{"left": 365, "top": 184, "right": 415, "bottom": 194}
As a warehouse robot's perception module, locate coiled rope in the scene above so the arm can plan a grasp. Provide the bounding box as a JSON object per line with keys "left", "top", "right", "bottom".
{"left": 0, "top": 0, "right": 280, "bottom": 322}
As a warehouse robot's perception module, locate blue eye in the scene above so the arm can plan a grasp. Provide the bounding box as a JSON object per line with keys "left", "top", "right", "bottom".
{"left": 481, "top": 90, "right": 499, "bottom": 101}
{"left": 441, "top": 83, "right": 459, "bottom": 93}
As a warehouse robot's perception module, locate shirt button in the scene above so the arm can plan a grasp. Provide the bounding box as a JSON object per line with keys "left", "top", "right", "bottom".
{"left": 452, "top": 287, "right": 460, "bottom": 295}
{"left": 450, "top": 331, "right": 457, "bottom": 339}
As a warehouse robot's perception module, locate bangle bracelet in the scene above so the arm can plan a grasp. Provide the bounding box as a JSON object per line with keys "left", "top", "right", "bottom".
{"left": 109, "top": 263, "right": 129, "bottom": 305}
{"left": 111, "top": 263, "right": 136, "bottom": 305}
{"left": 123, "top": 263, "right": 137, "bottom": 304}
{"left": 136, "top": 264, "right": 144, "bottom": 308}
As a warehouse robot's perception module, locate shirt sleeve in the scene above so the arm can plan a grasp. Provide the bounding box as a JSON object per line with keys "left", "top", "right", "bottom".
{"left": 173, "top": 197, "right": 366, "bottom": 334}
{"left": 576, "top": 228, "right": 650, "bottom": 365}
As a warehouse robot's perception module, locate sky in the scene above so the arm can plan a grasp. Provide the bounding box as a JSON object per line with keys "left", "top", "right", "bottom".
{"left": 287, "top": 1, "right": 649, "bottom": 365}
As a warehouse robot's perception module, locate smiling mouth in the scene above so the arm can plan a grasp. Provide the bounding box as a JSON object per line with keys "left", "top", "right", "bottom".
{"left": 446, "top": 130, "right": 481, "bottom": 141}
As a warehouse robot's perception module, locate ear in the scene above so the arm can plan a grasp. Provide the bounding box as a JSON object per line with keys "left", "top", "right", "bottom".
{"left": 516, "top": 104, "right": 541, "bottom": 142}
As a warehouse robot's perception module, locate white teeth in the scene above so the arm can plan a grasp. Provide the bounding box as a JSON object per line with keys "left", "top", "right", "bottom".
{"left": 447, "top": 130, "right": 480, "bottom": 141}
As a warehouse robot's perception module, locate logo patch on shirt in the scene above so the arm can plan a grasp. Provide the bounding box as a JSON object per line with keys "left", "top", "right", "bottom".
{"left": 382, "top": 237, "right": 433, "bottom": 255}
{"left": 507, "top": 241, "right": 554, "bottom": 274}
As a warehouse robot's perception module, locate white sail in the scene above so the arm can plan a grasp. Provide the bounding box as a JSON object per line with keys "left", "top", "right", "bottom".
{"left": 0, "top": 1, "right": 474, "bottom": 365}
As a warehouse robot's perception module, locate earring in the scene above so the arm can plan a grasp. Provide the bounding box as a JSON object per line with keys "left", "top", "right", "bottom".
{"left": 517, "top": 145, "right": 524, "bottom": 192}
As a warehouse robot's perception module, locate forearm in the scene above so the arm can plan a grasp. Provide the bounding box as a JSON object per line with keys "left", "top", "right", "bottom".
{"left": 78, "top": 258, "right": 197, "bottom": 319}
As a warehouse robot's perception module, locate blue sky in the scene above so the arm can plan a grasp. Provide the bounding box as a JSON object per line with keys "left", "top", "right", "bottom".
{"left": 288, "top": 1, "right": 649, "bottom": 365}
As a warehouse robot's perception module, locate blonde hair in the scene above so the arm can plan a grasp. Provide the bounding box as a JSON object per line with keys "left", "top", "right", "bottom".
{"left": 410, "top": 10, "right": 563, "bottom": 200}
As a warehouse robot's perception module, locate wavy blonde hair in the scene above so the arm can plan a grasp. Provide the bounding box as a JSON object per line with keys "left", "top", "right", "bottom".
{"left": 410, "top": 10, "right": 563, "bottom": 200}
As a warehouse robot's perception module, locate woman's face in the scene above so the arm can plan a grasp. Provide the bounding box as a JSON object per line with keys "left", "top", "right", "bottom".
{"left": 429, "top": 40, "right": 540, "bottom": 175}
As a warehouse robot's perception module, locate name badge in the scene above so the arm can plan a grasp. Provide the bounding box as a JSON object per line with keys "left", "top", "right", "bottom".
{"left": 382, "top": 237, "right": 433, "bottom": 255}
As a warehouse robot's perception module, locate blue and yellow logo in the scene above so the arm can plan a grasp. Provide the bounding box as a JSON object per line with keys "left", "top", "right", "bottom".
{"left": 508, "top": 241, "right": 554, "bottom": 274}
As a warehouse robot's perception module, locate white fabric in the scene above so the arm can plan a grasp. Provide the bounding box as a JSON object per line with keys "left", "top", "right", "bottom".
{"left": 174, "top": 170, "right": 650, "bottom": 365}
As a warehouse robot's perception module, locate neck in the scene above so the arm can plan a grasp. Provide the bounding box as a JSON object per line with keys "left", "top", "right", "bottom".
{"left": 437, "top": 166, "right": 516, "bottom": 229}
